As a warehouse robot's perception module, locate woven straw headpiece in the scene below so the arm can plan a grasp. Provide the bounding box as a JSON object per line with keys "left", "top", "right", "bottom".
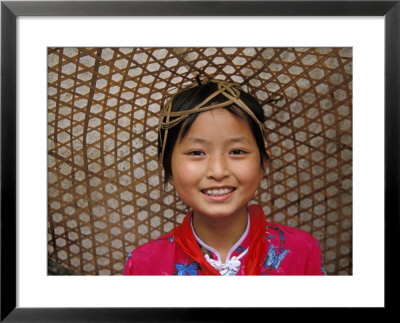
{"left": 158, "top": 79, "right": 266, "bottom": 163}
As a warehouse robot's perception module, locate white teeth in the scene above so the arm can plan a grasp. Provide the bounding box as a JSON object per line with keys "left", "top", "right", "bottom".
{"left": 204, "top": 188, "right": 233, "bottom": 196}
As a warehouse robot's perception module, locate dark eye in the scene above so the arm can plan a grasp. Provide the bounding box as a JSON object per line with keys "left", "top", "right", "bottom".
{"left": 188, "top": 150, "right": 205, "bottom": 156}
{"left": 230, "top": 149, "right": 246, "bottom": 155}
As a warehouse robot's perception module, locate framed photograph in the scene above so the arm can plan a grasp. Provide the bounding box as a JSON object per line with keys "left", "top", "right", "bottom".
{"left": 1, "top": 0, "right": 398, "bottom": 321}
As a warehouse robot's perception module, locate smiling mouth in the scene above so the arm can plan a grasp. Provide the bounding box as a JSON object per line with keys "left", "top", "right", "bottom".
{"left": 201, "top": 187, "right": 236, "bottom": 196}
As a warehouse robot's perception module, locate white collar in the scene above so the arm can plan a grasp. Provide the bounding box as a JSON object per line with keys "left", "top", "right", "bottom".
{"left": 191, "top": 214, "right": 250, "bottom": 276}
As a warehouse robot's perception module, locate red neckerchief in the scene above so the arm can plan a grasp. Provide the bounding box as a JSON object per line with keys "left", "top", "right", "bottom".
{"left": 173, "top": 204, "right": 267, "bottom": 275}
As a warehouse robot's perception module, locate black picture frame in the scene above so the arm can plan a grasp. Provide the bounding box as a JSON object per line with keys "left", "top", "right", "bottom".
{"left": 1, "top": 0, "right": 398, "bottom": 321}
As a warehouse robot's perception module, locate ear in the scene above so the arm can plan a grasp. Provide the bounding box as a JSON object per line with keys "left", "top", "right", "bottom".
{"left": 259, "top": 168, "right": 264, "bottom": 181}
{"left": 262, "top": 158, "right": 268, "bottom": 171}
{"left": 259, "top": 159, "right": 268, "bottom": 181}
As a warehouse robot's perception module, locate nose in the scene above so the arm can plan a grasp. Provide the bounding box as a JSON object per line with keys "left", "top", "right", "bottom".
{"left": 206, "top": 153, "right": 230, "bottom": 180}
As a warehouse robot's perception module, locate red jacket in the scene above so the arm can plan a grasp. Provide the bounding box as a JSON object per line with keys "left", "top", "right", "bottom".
{"left": 124, "top": 204, "right": 326, "bottom": 276}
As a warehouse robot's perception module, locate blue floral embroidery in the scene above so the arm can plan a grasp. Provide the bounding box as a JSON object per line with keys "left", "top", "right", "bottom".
{"left": 174, "top": 261, "right": 199, "bottom": 276}
{"left": 321, "top": 261, "right": 327, "bottom": 275}
{"left": 266, "top": 225, "right": 286, "bottom": 244}
{"left": 236, "top": 246, "right": 246, "bottom": 253}
{"left": 315, "top": 240, "right": 327, "bottom": 275}
{"left": 264, "top": 244, "right": 290, "bottom": 270}
{"left": 155, "top": 235, "right": 174, "bottom": 243}
{"left": 265, "top": 234, "right": 274, "bottom": 241}
{"left": 124, "top": 252, "right": 133, "bottom": 265}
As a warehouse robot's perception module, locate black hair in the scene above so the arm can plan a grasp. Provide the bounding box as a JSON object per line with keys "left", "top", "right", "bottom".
{"left": 158, "top": 81, "right": 269, "bottom": 183}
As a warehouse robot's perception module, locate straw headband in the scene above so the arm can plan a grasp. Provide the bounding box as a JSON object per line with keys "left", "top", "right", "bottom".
{"left": 158, "top": 80, "right": 266, "bottom": 163}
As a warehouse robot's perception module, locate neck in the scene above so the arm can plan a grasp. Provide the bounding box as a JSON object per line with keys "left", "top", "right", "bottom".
{"left": 191, "top": 208, "right": 248, "bottom": 262}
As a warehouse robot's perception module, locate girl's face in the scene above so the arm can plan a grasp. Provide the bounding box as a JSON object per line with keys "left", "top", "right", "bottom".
{"left": 169, "top": 108, "right": 265, "bottom": 222}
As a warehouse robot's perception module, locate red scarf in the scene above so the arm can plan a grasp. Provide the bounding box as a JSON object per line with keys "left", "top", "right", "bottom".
{"left": 173, "top": 204, "right": 267, "bottom": 275}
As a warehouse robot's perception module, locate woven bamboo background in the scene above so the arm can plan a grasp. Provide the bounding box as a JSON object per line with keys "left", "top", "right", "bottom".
{"left": 48, "top": 47, "right": 352, "bottom": 275}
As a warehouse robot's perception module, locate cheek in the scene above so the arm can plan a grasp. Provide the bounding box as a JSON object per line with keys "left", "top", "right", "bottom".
{"left": 234, "top": 161, "right": 264, "bottom": 190}
{"left": 171, "top": 160, "right": 203, "bottom": 189}
{"left": 239, "top": 166, "right": 263, "bottom": 183}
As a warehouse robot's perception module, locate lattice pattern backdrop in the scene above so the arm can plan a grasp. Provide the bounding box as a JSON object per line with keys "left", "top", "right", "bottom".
{"left": 48, "top": 47, "right": 352, "bottom": 275}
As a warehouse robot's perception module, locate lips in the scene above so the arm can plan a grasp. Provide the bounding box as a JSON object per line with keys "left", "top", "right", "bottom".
{"left": 201, "top": 187, "right": 236, "bottom": 196}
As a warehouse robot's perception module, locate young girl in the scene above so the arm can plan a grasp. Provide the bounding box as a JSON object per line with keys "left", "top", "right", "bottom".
{"left": 124, "top": 79, "right": 326, "bottom": 276}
